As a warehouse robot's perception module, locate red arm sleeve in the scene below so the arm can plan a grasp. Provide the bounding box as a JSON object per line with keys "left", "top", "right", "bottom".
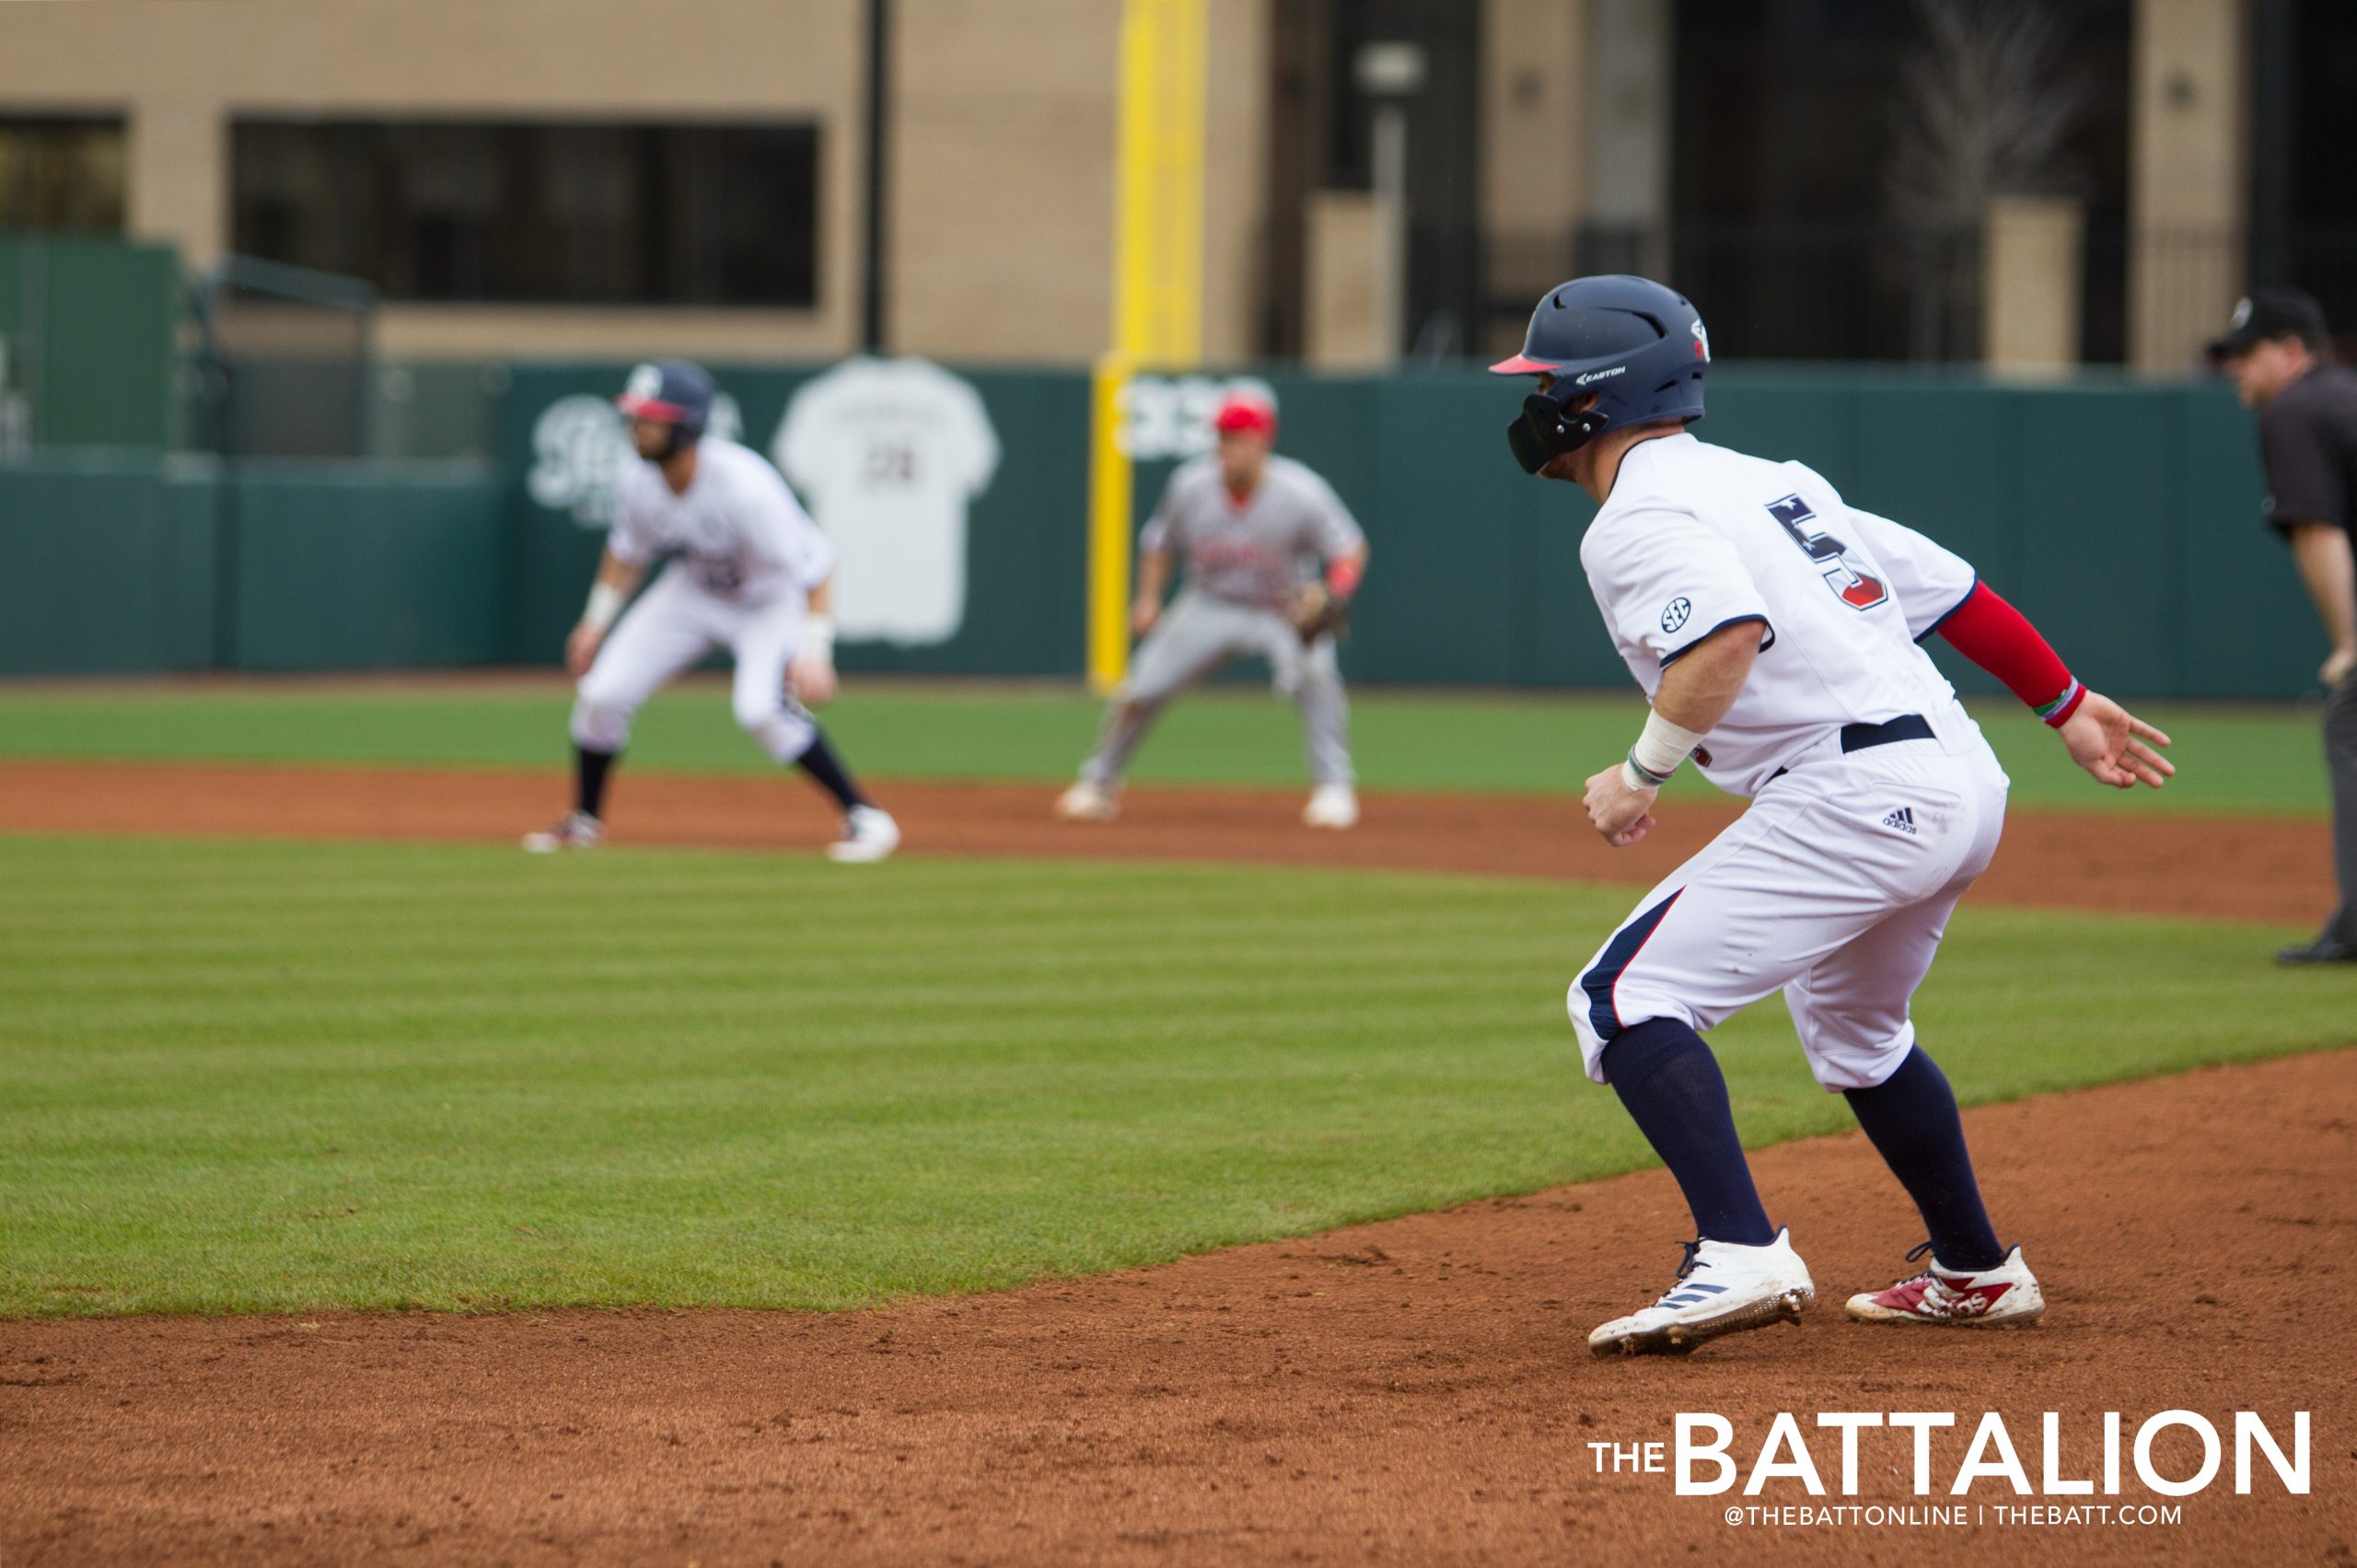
{"left": 1933, "top": 583, "right": 2087, "bottom": 727}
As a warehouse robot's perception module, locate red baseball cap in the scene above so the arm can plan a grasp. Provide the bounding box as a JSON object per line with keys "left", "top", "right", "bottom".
{"left": 1212, "top": 389, "right": 1278, "bottom": 438}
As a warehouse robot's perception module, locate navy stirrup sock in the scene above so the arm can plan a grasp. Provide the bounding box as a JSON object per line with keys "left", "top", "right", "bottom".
{"left": 1841, "top": 1044, "right": 2004, "bottom": 1272}
{"left": 575, "top": 746, "right": 616, "bottom": 819}
{"left": 794, "top": 728, "right": 870, "bottom": 811}
{"left": 1599, "top": 1017, "right": 1777, "bottom": 1247}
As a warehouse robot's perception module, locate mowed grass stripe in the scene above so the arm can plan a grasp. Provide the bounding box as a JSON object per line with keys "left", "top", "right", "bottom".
{"left": 0, "top": 682, "right": 2329, "bottom": 815}
{"left": 2, "top": 834, "right": 2350, "bottom": 1317}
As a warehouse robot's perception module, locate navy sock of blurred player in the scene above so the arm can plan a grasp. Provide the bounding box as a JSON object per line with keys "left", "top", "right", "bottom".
{"left": 794, "top": 730, "right": 872, "bottom": 811}
{"left": 575, "top": 746, "right": 616, "bottom": 819}
{"left": 1841, "top": 1045, "right": 2003, "bottom": 1271}
{"left": 1600, "top": 1018, "right": 1777, "bottom": 1247}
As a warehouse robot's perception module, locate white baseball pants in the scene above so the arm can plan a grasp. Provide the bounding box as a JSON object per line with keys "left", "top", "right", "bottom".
{"left": 572, "top": 568, "right": 816, "bottom": 763}
{"left": 1570, "top": 714, "right": 2010, "bottom": 1092}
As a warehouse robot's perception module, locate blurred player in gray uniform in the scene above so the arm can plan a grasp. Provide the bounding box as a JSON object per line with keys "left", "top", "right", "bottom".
{"left": 523, "top": 360, "right": 900, "bottom": 862}
{"left": 1057, "top": 390, "right": 1370, "bottom": 828}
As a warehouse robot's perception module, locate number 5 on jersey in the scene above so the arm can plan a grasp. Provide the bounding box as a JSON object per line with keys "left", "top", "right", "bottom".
{"left": 1767, "top": 494, "right": 1887, "bottom": 610}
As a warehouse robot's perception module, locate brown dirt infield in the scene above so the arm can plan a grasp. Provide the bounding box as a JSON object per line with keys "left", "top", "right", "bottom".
{"left": 2, "top": 1052, "right": 2350, "bottom": 1565}
{"left": 2, "top": 761, "right": 2349, "bottom": 1564}
{"left": 0, "top": 758, "right": 2336, "bottom": 923}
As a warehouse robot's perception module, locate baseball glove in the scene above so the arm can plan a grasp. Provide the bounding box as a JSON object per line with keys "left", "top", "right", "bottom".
{"left": 1289, "top": 583, "right": 1352, "bottom": 645}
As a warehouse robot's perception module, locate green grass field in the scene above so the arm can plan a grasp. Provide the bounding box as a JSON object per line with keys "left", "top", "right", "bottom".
{"left": 0, "top": 679, "right": 2332, "bottom": 814}
{"left": 1, "top": 679, "right": 2347, "bottom": 1318}
{"left": 2, "top": 834, "right": 2349, "bottom": 1318}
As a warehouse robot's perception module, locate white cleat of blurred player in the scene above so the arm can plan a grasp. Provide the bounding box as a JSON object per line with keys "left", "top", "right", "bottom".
{"left": 1302, "top": 783, "right": 1359, "bottom": 829}
{"left": 1054, "top": 780, "right": 1120, "bottom": 822}
{"left": 827, "top": 805, "right": 900, "bottom": 863}
{"left": 523, "top": 811, "right": 604, "bottom": 853}
{"left": 1589, "top": 1230, "right": 1816, "bottom": 1357}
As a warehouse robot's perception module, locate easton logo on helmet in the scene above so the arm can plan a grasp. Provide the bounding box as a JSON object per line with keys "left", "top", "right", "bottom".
{"left": 1576, "top": 366, "right": 1629, "bottom": 386}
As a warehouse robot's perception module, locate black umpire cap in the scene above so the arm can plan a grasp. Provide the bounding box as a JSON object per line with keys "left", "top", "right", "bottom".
{"left": 2209, "top": 285, "right": 2331, "bottom": 358}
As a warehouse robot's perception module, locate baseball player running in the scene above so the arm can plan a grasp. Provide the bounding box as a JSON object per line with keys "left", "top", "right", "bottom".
{"left": 524, "top": 360, "right": 900, "bottom": 862}
{"left": 1056, "top": 389, "right": 1369, "bottom": 828}
{"left": 1492, "top": 276, "right": 2173, "bottom": 1356}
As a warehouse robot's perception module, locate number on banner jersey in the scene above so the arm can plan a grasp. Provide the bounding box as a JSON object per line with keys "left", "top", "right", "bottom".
{"left": 1575, "top": 432, "right": 1984, "bottom": 798}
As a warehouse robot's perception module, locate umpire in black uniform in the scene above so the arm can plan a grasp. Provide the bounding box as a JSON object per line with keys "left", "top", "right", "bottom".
{"left": 2212, "top": 285, "right": 2357, "bottom": 963}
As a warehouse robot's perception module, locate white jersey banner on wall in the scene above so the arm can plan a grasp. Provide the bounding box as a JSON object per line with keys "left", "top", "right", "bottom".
{"left": 772, "top": 356, "right": 1002, "bottom": 646}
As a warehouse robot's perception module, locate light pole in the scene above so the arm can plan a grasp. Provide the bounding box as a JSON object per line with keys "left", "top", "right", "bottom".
{"left": 1354, "top": 41, "right": 1425, "bottom": 364}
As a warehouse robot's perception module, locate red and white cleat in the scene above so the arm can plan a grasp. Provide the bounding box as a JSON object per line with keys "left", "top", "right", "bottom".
{"left": 522, "top": 811, "right": 604, "bottom": 853}
{"left": 1846, "top": 1243, "right": 2046, "bottom": 1327}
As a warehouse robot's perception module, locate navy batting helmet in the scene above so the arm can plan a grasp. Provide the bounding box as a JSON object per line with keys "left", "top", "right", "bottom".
{"left": 1490, "top": 275, "right": 1710, "bottom": 474}
{"left": 616, "top": 359, "right": 715, "bottom": 457}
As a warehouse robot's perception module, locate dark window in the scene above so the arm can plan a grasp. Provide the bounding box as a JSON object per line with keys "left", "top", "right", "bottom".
{"left": 229, "top": 119, "right": 819, "bottom": 306}
{"left": 0, "top": 116, "right": 127, "bottom": 232}
{"left": 1668, "top": 0, "right": 2131, "bottom": 362}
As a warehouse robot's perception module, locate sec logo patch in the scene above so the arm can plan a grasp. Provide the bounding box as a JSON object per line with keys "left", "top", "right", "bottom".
{"left": 1661, "top": 597, "right": 1693, "bottom": 633}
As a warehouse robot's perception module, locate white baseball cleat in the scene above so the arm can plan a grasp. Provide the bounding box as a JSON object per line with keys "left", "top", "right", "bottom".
{"left": 1054, "top": 780, "right": 1120, "bottom": 822}
{"left": 827, "top": 805, "right": 900, "bottom": 864}
{"left": 1589, "top": 1229, "right": 1816, "bottom": 1358}
{"left": 1302, "top": 783, "right": 1359, "bottom": 829}
{"left": 522, "top": 811, "right": 603, "bottom": 853}
{"left": 1846, "top": 1243, "right": 2046, "bottom": 1328}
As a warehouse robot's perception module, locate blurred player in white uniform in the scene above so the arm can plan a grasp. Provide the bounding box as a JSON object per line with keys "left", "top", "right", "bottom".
{"left": 1057, "top": 390, "right": 1370, "bottom": 828}
{"left": 524, "top": 360, "right": 900, "bottom": 863}
{"left": 1492, "top": 277, "right": 2173, "bottom": 1355}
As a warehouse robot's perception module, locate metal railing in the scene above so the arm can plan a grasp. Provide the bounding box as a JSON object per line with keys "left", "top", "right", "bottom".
{"left": 187, "top": 254, "right": 377, "bottom": 459}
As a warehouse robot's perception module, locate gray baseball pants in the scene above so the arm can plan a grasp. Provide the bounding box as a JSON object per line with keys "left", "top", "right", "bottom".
{"left": 1080, "top": 589, "right": 1353, "bottom": 788}
{"left": 2328, "top": 673, "right": 2357, "bottom": 943}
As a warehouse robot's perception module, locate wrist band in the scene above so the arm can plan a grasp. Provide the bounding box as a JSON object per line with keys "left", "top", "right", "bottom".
{"left": 583, "top": 582, "right": 625, "bottom": 633}
{"left": 2035, "top": 678, "right": 2086, "bottom": 728}
{"left": 1630, "top": 707, "right": 1704, "bottom": 780}
{"left": 1325, "top": 558, "right": 1364, "bottom": 601}
{"left": 1622, "top": 753, "right": 1671, "bottom": 792}
{"left": 803, "top": 614, "right": 836, "bottom": 665}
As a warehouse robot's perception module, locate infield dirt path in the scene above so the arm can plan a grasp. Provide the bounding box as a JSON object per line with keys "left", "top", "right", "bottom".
{"left": 3, "top": 1051, "right": 2351, "bottom": 1566}
{"left": 0, "top": 758, "right": 2336, "bottom": 923}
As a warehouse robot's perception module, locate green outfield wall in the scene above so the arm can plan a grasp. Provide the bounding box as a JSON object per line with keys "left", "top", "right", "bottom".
{"left": 0, "top": 456, "right": 502, "bottom": 676}
{"left": 0, "top": 361, "right": 2320, "bottom": 701}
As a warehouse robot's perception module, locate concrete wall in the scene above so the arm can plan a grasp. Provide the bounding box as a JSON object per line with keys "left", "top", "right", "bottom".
{"left": 2130, "top": 0, "right": 2250, "bottom": 372}
{"left": 0, "top": 0, "right": 1269, "bottom": 366}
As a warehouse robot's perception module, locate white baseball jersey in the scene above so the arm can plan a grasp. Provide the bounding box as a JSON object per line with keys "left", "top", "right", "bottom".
{"left": 610, "top": 437, "right": 836, "bottom": 603}
{"left": 1581, "top": 432, "right": 1980, "bottom": 796}
{"left": 1141, "top": 454, "right": 1365, "bottom": 610}
{"left": 774, "top": 356, "right": 1001, "bottom": 645}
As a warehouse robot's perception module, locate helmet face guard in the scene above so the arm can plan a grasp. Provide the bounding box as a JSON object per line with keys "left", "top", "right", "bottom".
{"left": 1507, "top": 387, "right": 1610, "bottom": 474}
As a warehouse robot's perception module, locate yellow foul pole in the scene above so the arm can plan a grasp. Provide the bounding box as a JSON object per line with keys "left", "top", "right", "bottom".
{"left": 1088, "top": 0, "right": 1206, "bottom": 693}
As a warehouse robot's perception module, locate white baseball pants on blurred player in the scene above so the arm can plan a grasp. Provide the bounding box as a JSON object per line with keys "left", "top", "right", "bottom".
{"left": 571, "top": 568, "right": 816, "bottom": 763}
{"left": 1570, "top": 711, "right": 2010, "bottom": 1093}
